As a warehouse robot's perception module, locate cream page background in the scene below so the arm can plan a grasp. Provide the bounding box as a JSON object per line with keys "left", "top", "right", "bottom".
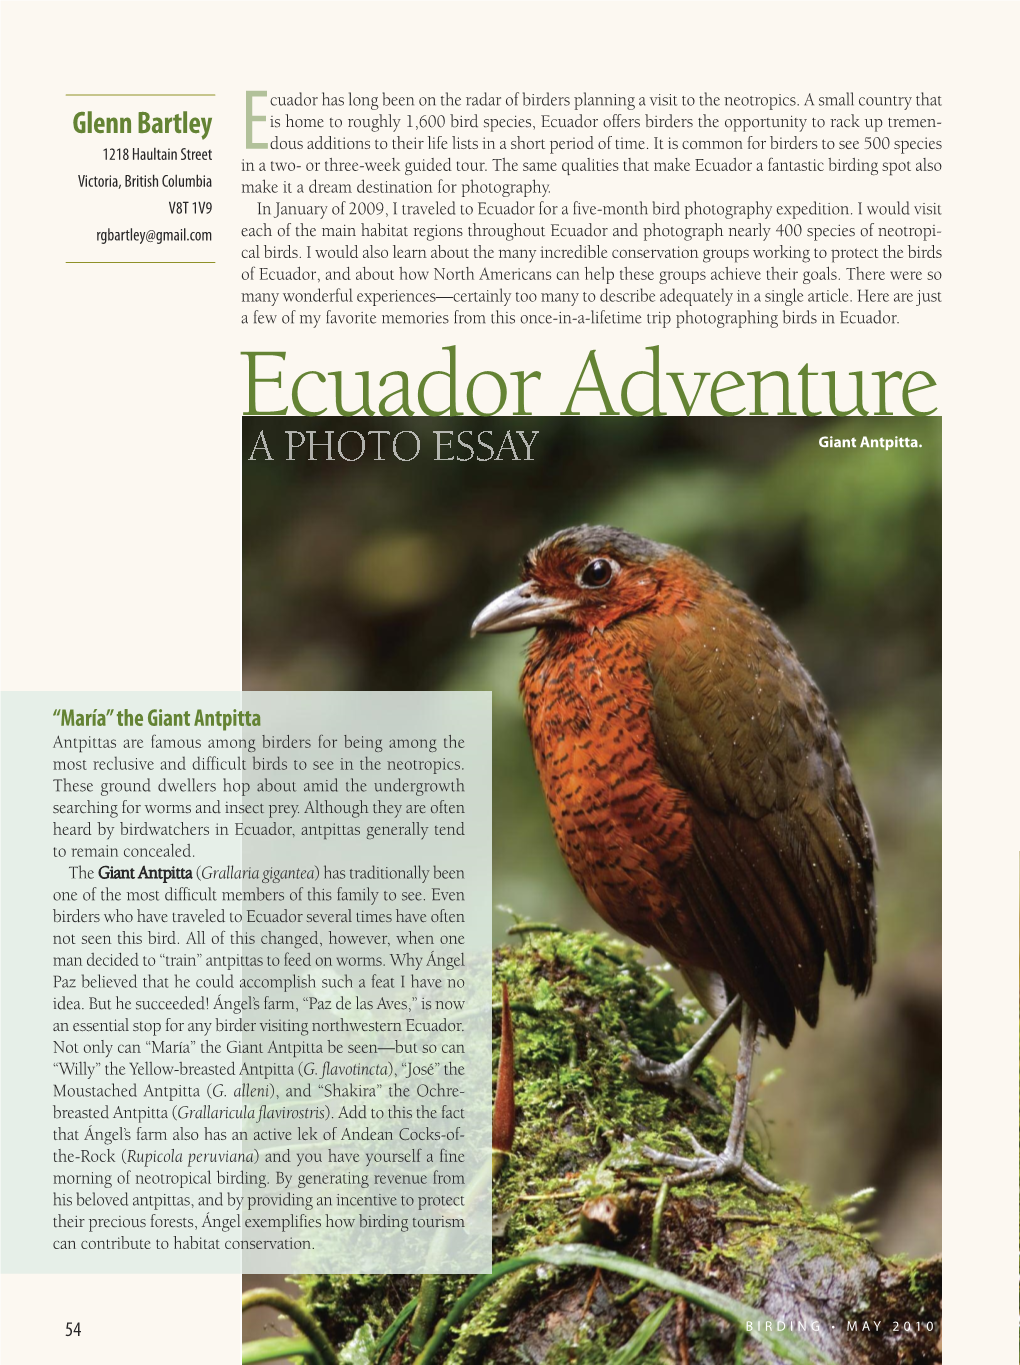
{"left": 1, "top": 2, "right": 1013, "bottom": 1361}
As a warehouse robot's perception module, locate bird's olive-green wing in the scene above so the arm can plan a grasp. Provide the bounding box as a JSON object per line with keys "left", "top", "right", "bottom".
{"left": 645, "top": 586, "right": 876, "bottom": 1045}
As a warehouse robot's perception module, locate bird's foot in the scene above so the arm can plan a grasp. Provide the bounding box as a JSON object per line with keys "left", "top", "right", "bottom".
{"left": 627, "top": 1047, "right": 694, "bottom": 1089}
{"left": 642, "top": 1132, "right": 783, "bottom": 1196}
{"left": 627, "top": 1049, "right": 723, "bottom": 1113}
{"left": 625, "top": 995, "right": 741, "bottom": 1113}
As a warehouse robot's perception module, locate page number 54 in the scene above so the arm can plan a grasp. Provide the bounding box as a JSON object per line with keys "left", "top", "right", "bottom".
{"left": 65, "top": 1323, "right": 81, "bottom": 1338}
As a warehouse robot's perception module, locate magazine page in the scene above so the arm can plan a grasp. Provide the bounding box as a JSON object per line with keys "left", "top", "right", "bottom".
{"left": 1, "top": 2, "right": 1007, "bottom": 1362}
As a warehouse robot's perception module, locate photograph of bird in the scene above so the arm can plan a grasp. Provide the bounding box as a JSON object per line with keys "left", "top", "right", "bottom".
{"left": 472, "top": 524, "right": 877, "bottom": 1191}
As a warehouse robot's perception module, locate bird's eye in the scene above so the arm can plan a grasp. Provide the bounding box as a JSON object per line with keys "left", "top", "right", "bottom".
{"left": 579, "top": 557, "right": 616, "bottom": 588}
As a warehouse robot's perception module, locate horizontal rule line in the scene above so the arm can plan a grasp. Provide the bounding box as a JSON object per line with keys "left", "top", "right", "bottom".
{"left": 65, "top": 93, "right": 216, "bottom": 97}
{"left": 65, "top": 261, "right": 216, "bottom": 265}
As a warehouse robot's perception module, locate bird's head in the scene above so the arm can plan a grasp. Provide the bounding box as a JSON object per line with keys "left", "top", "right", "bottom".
{"left": 471, "top": 525, "right": 679, "bottom": 637}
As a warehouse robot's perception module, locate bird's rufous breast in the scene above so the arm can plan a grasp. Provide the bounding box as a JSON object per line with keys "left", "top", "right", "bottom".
{"left": 520, "top": 611, "right": 714, "bottom": 967}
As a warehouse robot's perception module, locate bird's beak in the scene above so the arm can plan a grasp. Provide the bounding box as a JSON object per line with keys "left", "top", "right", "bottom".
{"left": 471, "top": 581, "right": 576, "bottom": 636}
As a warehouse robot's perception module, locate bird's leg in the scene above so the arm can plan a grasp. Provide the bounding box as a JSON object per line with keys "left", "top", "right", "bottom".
{"left": 628, "top": 992, "right": 741, "bottom": 1104}
{"left": 720, "top": 999, "right": 756, "bottom": 1169}
{"left": 642, "top": 1002, "right": 783, "bottom": 1195}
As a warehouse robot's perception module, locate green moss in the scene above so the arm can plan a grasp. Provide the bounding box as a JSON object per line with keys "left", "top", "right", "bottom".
{"left": 304, "top": 927, "right": 723, "bottom": 1352}
{"left": 488, "top": 924, "right": 743, "bottom": 1251}
{"left": 542, "top": 1322, "right": 670, "bottom": 1365}
{"left": 291, "top": 930, "right": 935, "bottom": 1362}
{"left": 883, "top": 1254, "right": 942, "bottom": 1320}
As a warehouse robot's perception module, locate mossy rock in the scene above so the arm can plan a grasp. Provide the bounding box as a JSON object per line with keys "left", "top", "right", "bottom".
{"left": 298, "top": 929, "right": 941, "bottom": 1365}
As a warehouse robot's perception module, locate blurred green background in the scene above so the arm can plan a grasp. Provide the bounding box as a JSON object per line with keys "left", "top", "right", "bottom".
{"left": 243, "top": 414, "right": 941, "bottom": 1256}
